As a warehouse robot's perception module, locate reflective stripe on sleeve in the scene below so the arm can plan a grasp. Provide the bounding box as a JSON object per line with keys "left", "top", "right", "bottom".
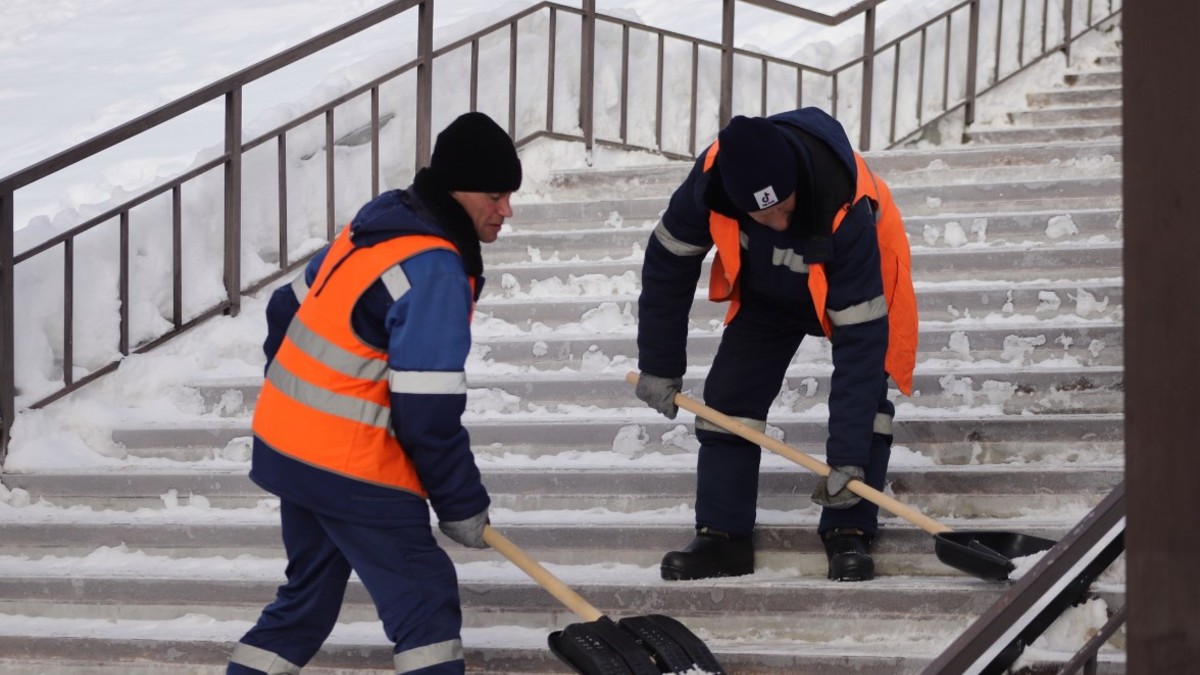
{"left": 827, "top": 295, "right": 888, "bottom": 327}
{"left": 652, "top": 220, "right": 710, "bottom": 257}
{"left": 695, "top": 414, "right": 767, "bottom": 435}
{"left": 286, "top": 317, "right": 389, "bottom": 380}
{"left": 267, "top": 359, "right": 393, "bottom": 431}
{"left": 228, "top": 643, "right": 301, "bottom": 675}
{"left": 874, "top": 411, "right": 894, "bottom": 436}
{"left": 394, "top": 639, "right": 463, "bottom": 674}
{"left": 389, "top": 369, "right": 468, "bottom": 395}
{"left": 771, "top": 247, "right": 809, "bottom": 273}
{"left": 290, "top": 273, "right": 310, "bottom": 304}
{"left": 380, "top": 264, "right": 411, "bottom": 302}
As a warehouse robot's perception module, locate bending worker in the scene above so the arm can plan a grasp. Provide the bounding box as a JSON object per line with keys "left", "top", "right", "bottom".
{"left": 634, "top": 108, "right": 917, "bottom": 583}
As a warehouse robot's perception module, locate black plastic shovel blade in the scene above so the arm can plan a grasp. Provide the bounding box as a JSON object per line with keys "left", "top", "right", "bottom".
{"left": 934, "top": 531, "right": 1058, "bottom": 581}
{"left": 548, "top": 616, "right": 661, "bottom": 675}
{"left": 549, "top": 614, "right": 726, "bottom": 675}
{"left": 618, "top": 614, "right": 726, "bottom": 674}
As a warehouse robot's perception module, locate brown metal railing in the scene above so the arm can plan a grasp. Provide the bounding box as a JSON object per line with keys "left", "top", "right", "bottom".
{"left": 0, "top": 0, "right": 1123, "bottom": 460}
{"left": 0, "top": 0, "right": 432, "bottom": 457}
{"left": 922, "top": 483, "right": 1126, "bottom": 674}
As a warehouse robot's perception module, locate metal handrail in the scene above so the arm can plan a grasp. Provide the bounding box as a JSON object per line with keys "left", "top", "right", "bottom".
{"left": 0, "top": 0, "right": 431, "bottom": 455}
{"left": 922, "top": 483, "right": 1126, "bottom": 674}
{"left": 1057, "top": 604, "right": 1126, "bottom": 675}
{"left": 0, "top": 0, "right": 1123, "bottom": 463}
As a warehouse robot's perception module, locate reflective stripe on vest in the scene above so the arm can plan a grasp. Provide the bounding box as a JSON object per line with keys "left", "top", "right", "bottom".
{"left": 253, "top": 228, "right": 461, "bottom": 495}
{"left": 703, "top": 142, "right": 918, "bottom": 395}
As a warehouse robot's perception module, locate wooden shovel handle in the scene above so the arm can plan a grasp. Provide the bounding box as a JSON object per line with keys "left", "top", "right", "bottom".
{"left": 625, "top": 371, "right": 952, "bottom": 535}
{"left": 482, "top": 524, "right": 603, "bottom": 622}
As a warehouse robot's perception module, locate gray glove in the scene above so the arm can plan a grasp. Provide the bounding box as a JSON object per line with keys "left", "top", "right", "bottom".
{"left": 635, "top": 373, "right": 682, "bottom": 419}
{"left": 438, "top": 509, "right": 490, "bottom": 549}
{"left": 811, "top": 465, "right": 865, "bottom": 509}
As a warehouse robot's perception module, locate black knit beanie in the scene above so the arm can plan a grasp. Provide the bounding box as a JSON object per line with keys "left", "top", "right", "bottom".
{"left": 429, "top": 112, "right": 523, "bottom": 193}
{"left": 716, "top": 115, "right": 797, "bottom": 213}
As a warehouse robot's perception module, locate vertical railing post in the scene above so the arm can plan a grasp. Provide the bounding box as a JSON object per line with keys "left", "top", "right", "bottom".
{"left": 859, "top": 7, "right": 877, "bottom": 150}
{"left": 547, "top": 8, "right": 557, "bottom": 134}
{"left": 0, "top": 190, "right": 13, "bottom": 463}
{"left": 719, "top": 0, "right": 735, "bottom": 127}
{"left": 325, "top": 111, "right": 336, "bottom": 240}
{"left": 416, "top": 0, "right": 434, "bottom": 168}
{"left": 508, "top": 22, "right": 519, "bottom": 138}
{"left": 965, "top": 0, "right": 981, "bottom": 126}
{"left": 224, "top": 87, "right": 243, "bottom": 318}
{"left": 1062, "top": 0, "right": 1076, "bottom": 63}
{"left": 580, "top": 0, "right": 596, "bottom": 156}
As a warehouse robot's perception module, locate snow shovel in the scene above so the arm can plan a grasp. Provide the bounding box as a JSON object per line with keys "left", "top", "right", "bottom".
{"left": 481, "top": 525, "right": 726, "bottom": 674}
{"left": 625, "top": 372, "right": 1056, "bottom": 582}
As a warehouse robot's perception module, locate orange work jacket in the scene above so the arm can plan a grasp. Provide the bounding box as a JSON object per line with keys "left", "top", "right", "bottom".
{"left": 253, "top": 228, "right": 462, "bottom": 495}
{"left": 703, "top": 141, "right": 918, "bottom": 395}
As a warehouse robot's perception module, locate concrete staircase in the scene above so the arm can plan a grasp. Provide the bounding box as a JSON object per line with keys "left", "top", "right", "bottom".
{"left": 0, "top": 45, "right": 1125, "bottom": 675}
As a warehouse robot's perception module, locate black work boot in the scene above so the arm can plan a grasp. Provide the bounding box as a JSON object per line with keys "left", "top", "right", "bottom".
{"left": 822, "top": 528, "right": 875, "bottom": 582}
{"left": 661, "top": 527, "right": 754, "bottom": 581}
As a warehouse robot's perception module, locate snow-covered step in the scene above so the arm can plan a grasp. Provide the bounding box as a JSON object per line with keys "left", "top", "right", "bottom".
{"left": 481, "top": 242, "right": 1122, "bottom": 290}
{"left": 0, "top": 567, "right": 1126, "bottom": 675}
{"left": 0, "top": 625, "right": 558, "bottom": 675}
{"left": 964, "top": 122, "right": 1123, "bottom": 145}
{"left": 102, "top": 412, "right": 1124, "bottom": 466}
{"left": 183, "top": 364, "right": 1123, "bottom": 418}
{"left": 488, "top": 207, "right": 1123, "bottom": 264}
{"left": 468, "top": 280, "right": 1123, "bottom": 327}
{"left": 190, "top": 357, "right": 1127, "bottom": 410}
{"left": 509, "top": 175, "right": 1123, "bottom": 227}
{"left": 463, "top": 322, "right": 1125, "bottom": 369}
{"left": 0, "top": 514, "right": 1100, "bottom": 572}
{"left": 541, "top": 140, "right": 1122, "bottom": 199}
{"left": 0, "top": 610, "right": 1129, "bottom": 675}
{"left": 1063, "top": 70, "right": 1122, "bottom": 87}
{"left": 3, "top": 464, "right": 1122, "bottom": 516}
{"left": 465, "top": 365, "right": 1124, "bottom": 413}
{"left": 1008, "top": 103, "right": 1121, "bottom": 126}
{"left": 0, "top": 566, "right": 1075, "bottom": 629}
{"left": 1026, "top": 85, "right": 1123, "bottom": 108}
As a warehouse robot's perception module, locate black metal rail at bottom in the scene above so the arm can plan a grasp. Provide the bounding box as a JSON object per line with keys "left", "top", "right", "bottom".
{"left": 922, "top": 482, "right": 1126, "bottom": 674}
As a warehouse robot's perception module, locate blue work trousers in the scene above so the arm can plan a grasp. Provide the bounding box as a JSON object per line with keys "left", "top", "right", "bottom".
{"left": 228, "top": 499, "right": 464, "bottom": 674}
{"left": 694, "top": 300, "right": 893, "bottom": 538}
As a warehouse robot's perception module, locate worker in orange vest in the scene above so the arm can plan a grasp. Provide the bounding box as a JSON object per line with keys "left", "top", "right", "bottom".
{"left": 635, "top": 109, "right": 917, "bottom": 583}
{"left": 228, "top": 112, "right": 521, "bottom": 675}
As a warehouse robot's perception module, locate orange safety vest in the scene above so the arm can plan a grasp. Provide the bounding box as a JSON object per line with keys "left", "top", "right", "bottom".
{"left": 703, "top": 141, "right": 918, "bottom": 395}
{"left": 253, "top": 228, "right": 464, "bottom": 495}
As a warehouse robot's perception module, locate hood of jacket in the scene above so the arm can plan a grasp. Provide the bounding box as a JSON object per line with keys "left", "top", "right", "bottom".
{"left": 347, "top": 168, "right": 484, "bottom": 278}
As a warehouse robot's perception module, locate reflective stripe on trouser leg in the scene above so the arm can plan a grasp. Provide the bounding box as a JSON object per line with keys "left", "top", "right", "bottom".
{"left": 313, "top": 514, "right": 465, "bottom": 675}
{"left": 227, "top": 643, "right": 301, "bottom": 675}
{"left": 694, "top": 415, "right": 767, "bottom": 435}
{"left": 820, "top": 395, "right": 895, "bottom": 538}
{"left": 394, "top": 639, "right": 464, "bottom": 674}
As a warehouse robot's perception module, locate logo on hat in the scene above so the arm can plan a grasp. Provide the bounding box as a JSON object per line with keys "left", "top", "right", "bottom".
{"left": 753, "top": 185, "right": 779, "bottom": 210}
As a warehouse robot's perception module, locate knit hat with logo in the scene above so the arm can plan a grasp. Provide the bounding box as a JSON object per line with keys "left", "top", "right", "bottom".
{"left": 430, "top": 112, "right": 523, "bottom": 193}
{"left": 716, "top": 115, "right": 797, "bottom": 213}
